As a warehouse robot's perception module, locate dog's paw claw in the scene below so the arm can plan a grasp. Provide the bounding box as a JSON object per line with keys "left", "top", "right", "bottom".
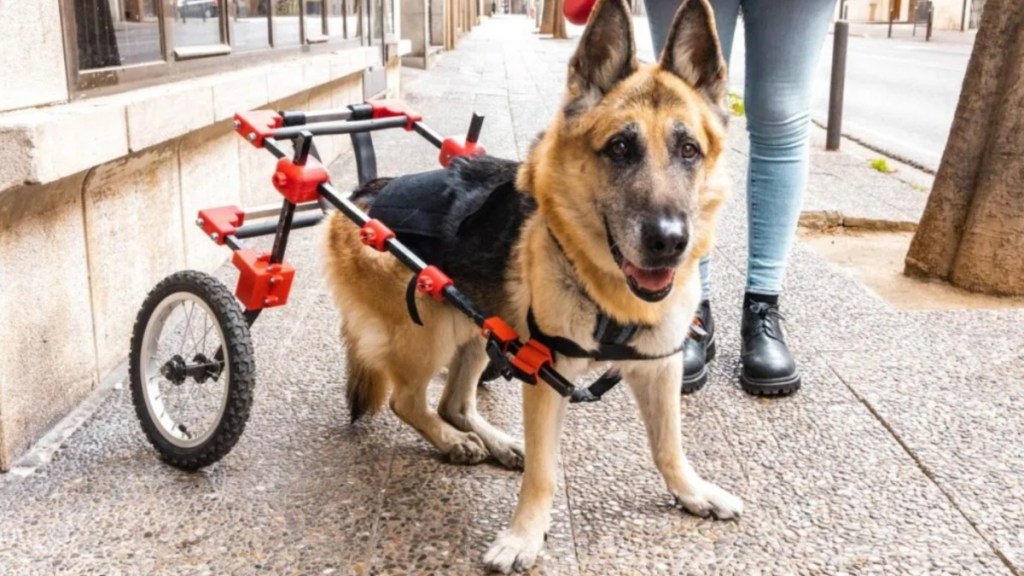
{"left": 483, "top": 530, "right": 543, "bottom": 573}
{"left": 674, "top": 481, "right": 744, "bottom": 520}
{"left": 447, "top": 432, "right": 489, "bottom": 465}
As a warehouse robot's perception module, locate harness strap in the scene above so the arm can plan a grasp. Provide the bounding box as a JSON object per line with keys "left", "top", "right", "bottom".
{"left": 527, "top": 308, "right": 685, "bottom": 363}
{"left": 405, "top": 275, "right": 423, "bottom": 326}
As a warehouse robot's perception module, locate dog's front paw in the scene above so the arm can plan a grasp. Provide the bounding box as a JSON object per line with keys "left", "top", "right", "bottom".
{"left": 491, "top": 440, "right": 524, "bottom": 470}
{"left": 447, "top": 432, "right": 489, "bottom": 464}
{"left": 483, "top": 529, "right": 544, "bottom": 573}
{"left": 674, "top": 480, "right": 744, "bottom": 520}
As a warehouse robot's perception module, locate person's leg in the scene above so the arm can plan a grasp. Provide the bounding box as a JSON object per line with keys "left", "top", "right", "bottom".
{"left": 741, "top": 0, "right": 836, "bottom": 297}
{"left": 737, "top": 0, "right": 837, "bottom": 396}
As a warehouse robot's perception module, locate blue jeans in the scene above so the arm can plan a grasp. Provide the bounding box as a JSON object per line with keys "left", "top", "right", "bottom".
{"left": 645, "top": 0, "right": 836, "bottom": 297}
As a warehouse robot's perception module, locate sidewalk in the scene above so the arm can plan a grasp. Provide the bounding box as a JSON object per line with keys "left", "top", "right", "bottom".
{"left": 844, "top": 21, "right": 978, "bottom": 46}
{"left": 2, "top": 15, "right": 1022, "bottom": 575}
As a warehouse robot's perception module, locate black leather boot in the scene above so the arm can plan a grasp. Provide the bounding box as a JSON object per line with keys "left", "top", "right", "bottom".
{"left": 682, "top": 300, "right": 716, "bottom": 393}
{"left": 740, "top": 301, "right": 801, "bottom": 396}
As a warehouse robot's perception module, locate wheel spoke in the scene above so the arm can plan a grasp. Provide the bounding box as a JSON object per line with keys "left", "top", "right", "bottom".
{"left": 178, "top": 301, "right": 195, "bottom": 356}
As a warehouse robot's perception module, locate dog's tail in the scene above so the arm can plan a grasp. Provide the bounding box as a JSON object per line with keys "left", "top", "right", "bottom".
{"left": 344, "top": 338, "right": 390, "bottom": 423}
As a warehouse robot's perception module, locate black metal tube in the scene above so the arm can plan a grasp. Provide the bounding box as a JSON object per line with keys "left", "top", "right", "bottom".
{"left": 888, "top": 9, "right": 895, "bottom": 38}
{"left": 269, "top": 200, "right": 296, "bottom": 265}
{"left": 263, "top": 138, "right": 287, "bottom": 159}
{"left": 270, "top": 117, "right": 409, "bottom": 139}
{"left": 466, "top": 114, "right": 485, "bottom": 144}
{"left": 441, "top": 285, "right": 487, "bottom": 326}
{"left": 280, "top": 109, "right": 354, "bottom": 126}
{"left": 235, "top": 212, "right": 323, "bottom": 239}
{"left": 826, "top": 21, "right": 849, "bottom": 152}
{"left": 224, "top": 235, "right": 243, "bottom": 251}
{"left": 412, "top": 122, "right": 445, "bottom": 149}
{"left": 351, "top": 131, "right": 378, "bottom": 186}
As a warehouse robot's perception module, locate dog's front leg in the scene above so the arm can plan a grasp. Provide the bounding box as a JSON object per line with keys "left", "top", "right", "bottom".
{"left": 621, "top": 356, "right": 744, "bottom": 519}
{"left": 483, "top": 379, "right": 567, "bottom": 573}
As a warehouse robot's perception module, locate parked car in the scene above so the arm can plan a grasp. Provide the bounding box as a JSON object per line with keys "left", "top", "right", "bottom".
{"left": 177, "top": 0, "right": 219, "bottom": 20}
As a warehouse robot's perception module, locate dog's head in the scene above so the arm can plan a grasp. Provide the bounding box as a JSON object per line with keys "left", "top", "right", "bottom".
{"left": 522, "top": 0, "right": 729, "bottom": 317}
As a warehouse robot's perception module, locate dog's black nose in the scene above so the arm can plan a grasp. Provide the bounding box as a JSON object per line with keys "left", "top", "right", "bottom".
{"left": 641, "top": 217, "right": 688, "bottom": 262}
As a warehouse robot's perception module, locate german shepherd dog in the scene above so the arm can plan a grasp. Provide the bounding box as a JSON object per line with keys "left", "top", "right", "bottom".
{"left": 324, "top": 0, "right": 741, "bottom": 570}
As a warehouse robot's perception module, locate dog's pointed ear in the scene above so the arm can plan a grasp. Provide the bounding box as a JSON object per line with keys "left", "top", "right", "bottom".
{"left": 659, "top": 0, "right": 728, "bottom": 106}
{"left": 567, "top": 0, "right": 638, "bottom": 104}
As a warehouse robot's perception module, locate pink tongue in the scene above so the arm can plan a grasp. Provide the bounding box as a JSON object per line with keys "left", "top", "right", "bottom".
{"left": 622, "top": 262, "right": 675, "bottom": 292}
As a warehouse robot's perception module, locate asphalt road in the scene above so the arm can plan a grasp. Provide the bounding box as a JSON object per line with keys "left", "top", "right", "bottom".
{"left": 730, "top": 27, "right": 971, "bottom": 172}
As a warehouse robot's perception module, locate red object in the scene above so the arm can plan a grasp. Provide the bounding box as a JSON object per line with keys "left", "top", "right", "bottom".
{"left": 415, "top": 266, "right": 453, "bottom": 301}
{"left": 439, "top": 137, "right": 487, "bottom": 168}
{"left": 271, "top": 156, "right": 330, "bottom": 204}
{"left": 197, "top": 206, "right": 246, "bottom": 245}
{"left": 234, "top": 110, "right": 283, "bottom": 148}
{"left": 359, "top": 219, "right": 396, "bottom": 252}
{"left": 232, "top": 250, "right": 296, "bottom": 311}
{"left": 563, "top": 0, "right": 596, "bottom": 25}
{"left": 509, "top": 340, "right": 554, "bottom": 382}
{"left": 482, "top": 317, "right": 519, "bottom": 349}
{"left": 369, "top": 99, "right": 424, "bottom": 130}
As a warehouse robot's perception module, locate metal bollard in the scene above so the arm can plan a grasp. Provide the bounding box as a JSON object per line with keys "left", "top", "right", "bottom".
{"left": 826, "top": 20, "right": 849, "bottom": 151}
{"left": 888, "top": 9, "right": 894, "bottom": 38}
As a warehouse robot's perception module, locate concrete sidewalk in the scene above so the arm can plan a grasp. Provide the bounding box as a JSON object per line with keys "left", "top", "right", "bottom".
{"left": 2, "top": 15, "right": 1022, "bottom": 576}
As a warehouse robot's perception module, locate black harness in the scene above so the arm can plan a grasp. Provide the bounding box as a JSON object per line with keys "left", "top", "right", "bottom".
{"left": 526, "top": 308, "right": 685, "bottom": 363}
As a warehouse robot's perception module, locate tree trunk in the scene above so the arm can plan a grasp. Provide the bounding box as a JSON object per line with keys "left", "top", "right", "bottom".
{"left": 551, "top": 0, "right": 567, "bottom": 38}
{"left": 539, "top": 0, "right": 566, "bottom": 37}
{"left": 904, "top": 0, "right": 1024, "bottom": 296}
{"left": 540, "top": 0, "right": 554, "bottom": 35}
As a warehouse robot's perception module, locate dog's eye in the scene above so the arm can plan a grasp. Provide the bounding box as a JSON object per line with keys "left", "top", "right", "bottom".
{"left": 679, "top": 142, "right": 700, "bottom": 160}
{"left": 607, "top": 137, "right": 631, "bottom": 160}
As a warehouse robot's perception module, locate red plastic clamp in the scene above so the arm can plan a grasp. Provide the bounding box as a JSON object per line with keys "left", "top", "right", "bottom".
{"left": 234, "top": 110, "right": 283, "bottom": 148}
{"left": 359, "top": 219, "right": 396, "bottom": 252}
{"left": 197, "top": 206, "right": 246, "bottom": 245}
{"left": 416, "top": 266, "right": 453, "bottom": 301}
{"left": 439, "top": 138, "right": 487, "bottom": 168}
{"left": 272, "top": 156, "right": 330, "bottom": 204}
{"left": 369, "top": 99, "right": 423, "bottom": 130}
{"left": 482, "top": 317, "right": 519, "bottom": 350}
{"left": 509, "top": 339, "right": 554, "bottom": 383}
{"left": 232, "top": 250, "right": 296, "bottom": 311}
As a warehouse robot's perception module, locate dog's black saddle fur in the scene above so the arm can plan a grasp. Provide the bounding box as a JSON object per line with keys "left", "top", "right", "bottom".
{"left": 355, "top": 155, "right": 536, "bottom": 310}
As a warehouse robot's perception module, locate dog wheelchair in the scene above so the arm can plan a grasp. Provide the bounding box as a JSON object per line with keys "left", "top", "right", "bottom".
{"left": 128, "top": 100, "right": 579, "bottom": 470}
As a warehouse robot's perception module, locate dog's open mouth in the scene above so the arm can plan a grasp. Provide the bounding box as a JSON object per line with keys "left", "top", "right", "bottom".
{"left": 606, "top": 221, "right": 675, "bottom": 302}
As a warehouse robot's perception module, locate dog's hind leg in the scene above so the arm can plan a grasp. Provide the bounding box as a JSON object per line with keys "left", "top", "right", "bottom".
{"left": 438, "top": 341, "right": 525, "bottom": 469}
{"left": 387, "top": 349, "right": 490, "bottom": 465}
{"left": 621, "top": 356, "right": 744, "bottom": 520}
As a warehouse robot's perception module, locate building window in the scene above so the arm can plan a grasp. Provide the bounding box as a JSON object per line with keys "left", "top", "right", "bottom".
{"left": 63, "top": 0, "right": 375, "bottom": 97}
{"left": 172, "top": 0, "right": 226, "bottom": 51}
{"left": 75, "top": 0, "right": 163, "bottom": 69}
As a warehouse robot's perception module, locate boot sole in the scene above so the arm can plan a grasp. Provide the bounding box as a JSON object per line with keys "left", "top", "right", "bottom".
{"left": 739, "top": 370, "right": 801, "bottom": 397}
{"left": 681, "top": 337, "right": 716, "bottom": 395}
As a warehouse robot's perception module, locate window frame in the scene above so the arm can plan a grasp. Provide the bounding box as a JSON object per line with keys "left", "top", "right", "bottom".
{"left": 60, "top": 0, "right": 375, "bottom": 99}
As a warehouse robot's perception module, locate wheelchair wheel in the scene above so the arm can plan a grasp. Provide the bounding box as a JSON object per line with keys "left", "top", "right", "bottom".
{"left": 129, "top": 271, "right": 255, "bottom": 470}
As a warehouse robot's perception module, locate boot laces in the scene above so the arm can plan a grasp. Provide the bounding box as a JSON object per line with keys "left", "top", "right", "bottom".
{"left": 747, "top": 302, "right": 785, "bottom": 340}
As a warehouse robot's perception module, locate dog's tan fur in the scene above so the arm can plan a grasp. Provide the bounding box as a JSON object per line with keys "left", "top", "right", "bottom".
{"left": 324, "top": 0, "right": 741, "bottom": 571}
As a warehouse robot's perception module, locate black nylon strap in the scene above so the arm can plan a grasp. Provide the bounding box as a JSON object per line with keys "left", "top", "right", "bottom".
{"left": 527, "top": 308, "right": 684, "bottom": 362}
{"left": 406, "top": 275, "right": 423, "bottom": 326}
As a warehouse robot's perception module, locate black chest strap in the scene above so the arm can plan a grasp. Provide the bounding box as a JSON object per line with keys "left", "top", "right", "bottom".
{"left": 526, "top": 308, "right": 685, "bottom": 363}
